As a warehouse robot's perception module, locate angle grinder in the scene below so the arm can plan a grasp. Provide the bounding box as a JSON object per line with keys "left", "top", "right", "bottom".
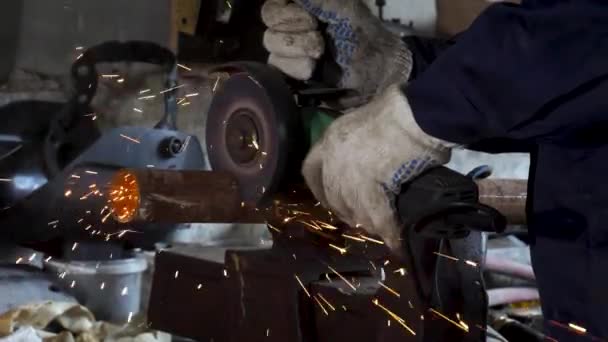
{"left": 205, "top": 62, "right": 506, "bottom": 238}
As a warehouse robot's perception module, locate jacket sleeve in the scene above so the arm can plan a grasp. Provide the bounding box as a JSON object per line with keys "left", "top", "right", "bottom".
{"left": 405, "top": 2, "right": 608, "bottom": 148}
{"left": 402, "top": 36, "right": 455, "bottom": 80}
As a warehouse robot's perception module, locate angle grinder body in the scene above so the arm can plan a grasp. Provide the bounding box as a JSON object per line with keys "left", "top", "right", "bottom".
{"left": 205, "top": 62, "right": 506, "bottom": 238}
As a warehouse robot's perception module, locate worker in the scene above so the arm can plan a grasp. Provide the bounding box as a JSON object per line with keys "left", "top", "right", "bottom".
{"left": 262, "top": 0, "right": 608, "bottom": 340}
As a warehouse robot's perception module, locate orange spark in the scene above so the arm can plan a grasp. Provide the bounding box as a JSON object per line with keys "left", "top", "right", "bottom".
{"left": 212, "top": 76, "right": 221, "bottom": 92}
{"left": 120, "top": 134, "right": 141, "bottom": 144}
{"left": 568, "top": 323, "right": 587, "bottom": 334}
{"left": 267, "top": 224, "right": 281, "bottom": 233}
{"left": 394, "top": 268, "right": 407, "bottom": 276}
{"left": 315, "top": 220, "right": 338, "bottom": 230}
{"left": 378, "top": 281, "right": 401, "bottom": 298}
{"left": 329, "top": 244, "right": 347, "bottom": 255}
{"left": 298, "top": 220, "right": 322, "bottom": 231}
{"left": 313, "top": 296, "right": 329, "bottom": 316}
{"left": 429, "top": 309, "right": 469, "bottom": 333}
{"left": 465, "top": 260, "right": 478, "bottom": 267}
{"left": 159, "top": 84, "right": 185, "bottom": 94}
{"left": 294, "top": 275, "right": 311, "bottom": 298}
{"left": 342, "top": 234, "right": 365, "bottom": 242}
{"left": 434, "top": 252, "right": 459, "bottom": 262}
{"left": 373, "top": 299, "right": 416, "bottom": 336}
{"left": 360, "top": 235, "right": 385, "bottom": 245}
{"left": 317, "top": 293, "right": 336, "bottom": 311}
{"left": 177, "top": 63, "right": 192, "bottom": 71}
{"left": 327, "top": 265, "right": 357, "bottom": 291}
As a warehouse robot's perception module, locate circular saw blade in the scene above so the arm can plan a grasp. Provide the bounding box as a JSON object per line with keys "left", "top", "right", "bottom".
{"left": 206, "top": 65, "right": 301, "bottom": 205}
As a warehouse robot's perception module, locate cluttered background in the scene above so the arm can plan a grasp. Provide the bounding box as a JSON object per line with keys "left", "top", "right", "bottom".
{"left": 0, "top": 1, "right": 537, "bottom": 341}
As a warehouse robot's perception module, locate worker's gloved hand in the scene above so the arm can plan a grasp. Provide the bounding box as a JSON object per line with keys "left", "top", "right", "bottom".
{"left": 302, "top": 85, "right": 455, "bottom": 253}
{"left": 261, "top": 0, "right": 324, "bottom": 80}
{"left": 261, "top": 0, "right": 412, "bottom": 105}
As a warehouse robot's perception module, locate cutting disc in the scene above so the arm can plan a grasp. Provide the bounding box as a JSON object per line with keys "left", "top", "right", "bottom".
{"left": 205, "top": 64, "right": 302, "bottom": 205}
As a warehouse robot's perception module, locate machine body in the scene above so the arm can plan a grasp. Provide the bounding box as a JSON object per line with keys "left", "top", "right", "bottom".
{"left": 0, "top": 41, "right": 206, "bottom": 245}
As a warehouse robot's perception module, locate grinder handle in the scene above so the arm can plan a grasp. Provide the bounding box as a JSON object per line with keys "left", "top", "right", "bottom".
{"left": 304, "top": 109, "right": 507, "bottom": 238}
{"left": 395, "top": 167, "right": 507, "bottom": 239}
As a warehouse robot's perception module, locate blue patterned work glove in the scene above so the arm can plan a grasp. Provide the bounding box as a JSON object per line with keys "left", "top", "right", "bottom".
{"left": 261, "top": 0, "right": 412, "bottom": 104}
{"left": 302, "top": 85, "right": 455, "bottom": 253}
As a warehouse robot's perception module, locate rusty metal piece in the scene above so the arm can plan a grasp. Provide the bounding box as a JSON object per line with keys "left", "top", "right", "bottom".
{"left": 107, "top": 168, "right": 335, "bottom": 227}
{"left": 108, "top": 169, "right": 261, "bottom": 224}
{"left": 108, "top": 168, "right": 528, "bottom": 231}
{"left": 476, "top": 179, "right": 527, "bottom": 225}
{"left": 148, "top": 243, "right": 375, "bottom": 342}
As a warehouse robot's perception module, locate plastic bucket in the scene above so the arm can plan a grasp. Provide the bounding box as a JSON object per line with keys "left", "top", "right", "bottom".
{"left": 44, "top": 257, "right": 147, "bottom": 323}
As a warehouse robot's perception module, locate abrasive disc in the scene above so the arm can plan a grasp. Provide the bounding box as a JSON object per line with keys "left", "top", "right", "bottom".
{"left": 205, "top": 64, "right": 302, "bottom": 205}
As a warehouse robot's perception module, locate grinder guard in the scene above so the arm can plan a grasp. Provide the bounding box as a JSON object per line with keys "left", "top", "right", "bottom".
{"left": 206, "top": 62, "right": 306, "bottom": 206}
{"left": 0, "top": 41, "right": 207, "bottom": 244}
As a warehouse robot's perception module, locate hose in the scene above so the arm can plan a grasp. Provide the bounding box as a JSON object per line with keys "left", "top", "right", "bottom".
{"left": 487, "top": 287, "right": 540, "bottom": 307}
{"left": 484, "top": 255, "right": 536, "bottom": 281}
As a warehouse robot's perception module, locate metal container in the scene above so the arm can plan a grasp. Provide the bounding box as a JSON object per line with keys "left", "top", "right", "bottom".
{"left": 44, "top": 256, "right": 147, "bottom": 323}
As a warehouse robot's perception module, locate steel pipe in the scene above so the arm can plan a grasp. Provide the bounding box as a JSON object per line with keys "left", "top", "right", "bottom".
{"left": 476, "top": 179, "right": 527, "bottom": 225}
{"left": 108, "top": 169, "right": 529, "bottom": 230}
{"left": 108, "top": 169, "right": 259, "bottom": 224}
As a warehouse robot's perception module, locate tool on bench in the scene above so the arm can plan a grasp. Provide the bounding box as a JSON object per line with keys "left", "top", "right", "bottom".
{"left": 0, "top": 41, "right": 207, "bottom": 244}
{"left": 141, "top": 62, "right": 527, "bottom": 342}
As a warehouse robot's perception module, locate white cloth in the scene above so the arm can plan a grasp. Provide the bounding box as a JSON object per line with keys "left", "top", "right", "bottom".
{"left": 0, "top": 327, "right": 41, "bottom": 342}
{"left": 302, "top": 85, "right": 454, "bottom": 253}
{"left": 0, "top": 302, "right": 168, "bottom": 342}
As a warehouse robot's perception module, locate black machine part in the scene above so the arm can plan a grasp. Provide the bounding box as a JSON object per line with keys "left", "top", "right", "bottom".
{"left": 0, "top": 126, "right": 207, "bottom": 243}
{"left": 44, "top": 41, "right": 178, "bottom": 177}
{"left": 397, "top": 167, "right": 507, "bottom": 239}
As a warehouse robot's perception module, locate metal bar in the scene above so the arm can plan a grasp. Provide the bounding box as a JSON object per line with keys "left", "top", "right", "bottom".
{"left": 476, "top": 179, "right": 527, "bottom": 225}
{"left": 108, "top": 169, "right": 529, "bottom": 228}
{"left": 109, "top": 169, "right": 262, "bottom": 224}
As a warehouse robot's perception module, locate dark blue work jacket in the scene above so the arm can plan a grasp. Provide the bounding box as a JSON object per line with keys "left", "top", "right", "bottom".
{"left": 405, "top": 1, "right": 608, "bottom": 340}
